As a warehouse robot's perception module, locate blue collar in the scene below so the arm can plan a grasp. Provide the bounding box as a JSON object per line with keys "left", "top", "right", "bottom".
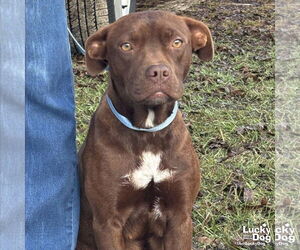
{"left": 106, "top": 95, "right": 179, "bottom": 132}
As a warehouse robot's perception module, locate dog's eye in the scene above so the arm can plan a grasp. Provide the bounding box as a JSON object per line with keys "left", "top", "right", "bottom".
{"left": 172, "top": 39, "right": 183, "bottom": 48}
{"left": 120, "top": 42, "right": 132, "bottom": 51}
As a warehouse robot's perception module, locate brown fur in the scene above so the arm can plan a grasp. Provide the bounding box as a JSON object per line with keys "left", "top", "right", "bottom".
{"left": 76, "top": 11, "right": 213, "bottom": 250}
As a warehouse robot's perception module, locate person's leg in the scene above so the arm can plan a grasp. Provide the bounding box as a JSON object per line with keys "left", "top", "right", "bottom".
{"left": 25, "top": 1, "right": 79, "bottom": 249}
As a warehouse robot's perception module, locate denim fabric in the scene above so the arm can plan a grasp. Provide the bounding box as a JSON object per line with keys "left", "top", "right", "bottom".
{"left": 25, "top": 1, "right": 79, "bottom": 250}
{"left": 0, "top": 1, "right": 25, "bottom": 249}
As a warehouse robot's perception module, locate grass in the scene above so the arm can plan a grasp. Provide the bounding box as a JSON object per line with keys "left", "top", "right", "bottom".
{"left": 73, "top": 1, "right": 275, "bottom": 249}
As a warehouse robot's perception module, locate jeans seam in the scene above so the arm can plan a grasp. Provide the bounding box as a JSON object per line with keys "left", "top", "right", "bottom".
{"left": 66, "top": 164, "right": 76, "bottom": 250}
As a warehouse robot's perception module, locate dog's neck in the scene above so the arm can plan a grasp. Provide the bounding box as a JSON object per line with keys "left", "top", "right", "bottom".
{"left": 107, "top": 82, "right": 175, "bottom": 129}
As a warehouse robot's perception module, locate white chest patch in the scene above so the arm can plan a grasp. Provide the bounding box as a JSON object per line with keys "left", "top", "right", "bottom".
{"left": 144, "top": 109, "right": 155, "bottom": 128}
{"left": 123, "top": 151, "right": 173, "bottom": 189}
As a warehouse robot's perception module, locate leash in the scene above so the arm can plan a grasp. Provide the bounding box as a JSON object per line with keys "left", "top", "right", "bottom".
{"left": 106, "top": 95, "right": 179, "bottom": 132}
{"left": 67, "top": 27, "right": 86, "bottom": 54}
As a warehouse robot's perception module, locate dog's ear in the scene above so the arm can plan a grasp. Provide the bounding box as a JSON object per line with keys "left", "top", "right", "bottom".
{"left": 182, "top": 17, "right": 214, "bottom": 61}
{"left": 85, "top": 24, "right": 112, "bottom": 75}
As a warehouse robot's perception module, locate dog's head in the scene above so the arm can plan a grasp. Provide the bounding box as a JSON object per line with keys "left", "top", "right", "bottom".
{"left": 86, "top": 11, "right": 214, "bottom": 106}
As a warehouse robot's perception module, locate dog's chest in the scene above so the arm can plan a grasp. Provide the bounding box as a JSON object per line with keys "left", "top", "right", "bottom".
{"left": 120, "top": 150, "right": 174, "bottom": 225}
{"left": 122, "top": 151, "right": 173, "bottom": 190}
{"left": 120, "top": 151, "right": 174, "bottom": 239}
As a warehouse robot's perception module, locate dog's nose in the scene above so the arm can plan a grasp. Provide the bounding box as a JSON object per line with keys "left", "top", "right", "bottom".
{"left": 145, "top": 64, "right": 170, "bottom": 83}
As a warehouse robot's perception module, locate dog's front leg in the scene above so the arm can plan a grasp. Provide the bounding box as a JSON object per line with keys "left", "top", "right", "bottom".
{"left": 92, "top": 217, "right": 126, "bottom": 250}
{"left": 163, "top": 213, "right": 193, "bottom": 250}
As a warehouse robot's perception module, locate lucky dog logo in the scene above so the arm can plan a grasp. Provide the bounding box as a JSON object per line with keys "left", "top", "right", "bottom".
{"left": 235, "top": 223, "right": 296, "bottom": 247}
{"left": 243, "top": 223, "right": 271, "bottom": 243}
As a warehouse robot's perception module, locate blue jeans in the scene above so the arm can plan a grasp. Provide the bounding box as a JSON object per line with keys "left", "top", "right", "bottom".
{"left": 0, "top": 1, "right": 25, "bottom": 249}
{"left": 25, "top": 1, "right": 79, "bottom": 249}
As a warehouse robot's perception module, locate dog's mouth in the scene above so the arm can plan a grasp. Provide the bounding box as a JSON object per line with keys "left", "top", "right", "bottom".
{"left": 129, "top": 77, "right": 183, "bottom": 106}
{"left": 141, "top": 91, "right": 171, "bottom": 106}
{"left": 148, "top": 91, "right": 167, "bottom": 99}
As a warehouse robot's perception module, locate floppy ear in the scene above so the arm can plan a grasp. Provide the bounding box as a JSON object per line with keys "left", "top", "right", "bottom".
{"left": 182, "top": 17, "right": 214, "bottom": 61}
{"left": 85, "top": 25, "right": 111, "bottom": 75}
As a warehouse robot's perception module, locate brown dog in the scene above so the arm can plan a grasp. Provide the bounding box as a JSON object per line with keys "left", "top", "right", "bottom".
{"left": 77, "top": 10, "right": 213, "bottom": 250}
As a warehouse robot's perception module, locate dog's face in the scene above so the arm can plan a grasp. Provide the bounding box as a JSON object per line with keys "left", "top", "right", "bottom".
{"left": 86, "top": 11, "right": 214, "bottom": 106}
